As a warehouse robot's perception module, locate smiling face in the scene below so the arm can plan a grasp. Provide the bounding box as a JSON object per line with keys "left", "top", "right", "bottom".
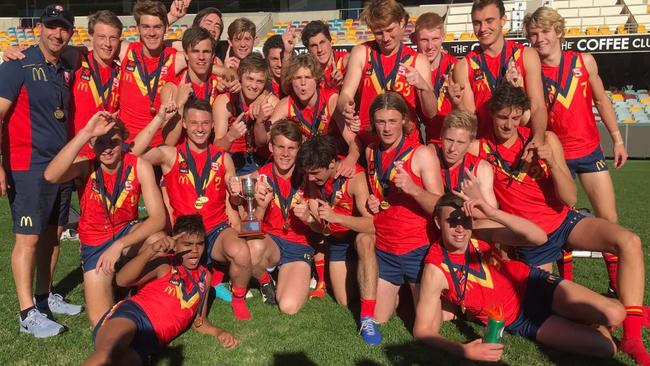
{"left": 415, "top": 27, "right": 444, "bottom": 63}
{"left": 186, "top": 39, "right": 214, "bottom": 76}
{"left": 266, "top": 47, "right": 283, "bottom": 80}
{"left": 92, "top": 131, "right": 123, "bottom": 168}
{"left": 39, "top": 23, "right": 73, "bottom": 56}
{"left": 229, "top": 32, "right": 255, "bottom": 60}
{"left": 291, "top": 67, "right": 318, "bottom": 104}
{"left": 91, "top": 22, "right": 120, "bottom": 65}
{"left": 199, "top": 13, "right": 223, "bottom": 40}
{"left": 441, "top": 127, "right": 472, "bottom": 167}
{"left": 137, "top": 14, "right": 166, "bottom": 52}
{"left": 176, "top": 233, "right": 205, "bottom": 269}
{"left": 371, "top": 20, "right": 405, "bottom": 55}
{"left": 183, "top": 108, "right": 213, "bottom": 148}
{"left": 491, "top": 106, "right": 524, "bottom": 144}
{"left": 240, "top": 70, "right": 266, "bottom": 101}
{"left": 305, "top": 162, "right": 335, "bottom": 186}
{"left": 471, "top": 4, "right": 506, "bottom": 48}
{"left": 527, "top": 25, "right": 562, "bottom": 59}
{"left": 373, "top": 108, "right": 406, "bottom": 147}
{"left": 436, "top": 205, "right": 473, "bottom": 253}
{"left": 307, "top": 33, "right": 333, "bottom": 66}
{"left": 269, "top": 135, "right": 299, "bottom": 173}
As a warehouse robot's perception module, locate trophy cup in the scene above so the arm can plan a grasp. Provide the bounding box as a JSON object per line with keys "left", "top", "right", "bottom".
{"left": 239, "top": 177, "right": 264, "bottom": 238}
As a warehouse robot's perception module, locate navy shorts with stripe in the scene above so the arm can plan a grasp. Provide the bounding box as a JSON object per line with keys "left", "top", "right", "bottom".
{"left": 517, "top": 210, "right": 585, "bottom": 266}
{"left": 327, "top": 233, "right": 356, "bottom": 262}
{"left": 376, "top": 245, "right": 430, "bottom": 285}
{"left": 269, "top": 234, "right": 314, "bottom": 266}
{"left": 80, "top": 222, "right": 136, "bottom": 272}
{"left": 7, "top": 170, "right": 72, "bottom": 234}
{"left": 203, "top": 222, "right": 230, "bottom": 266}
{"left": 566, "top": 146, "right": 608, "bottom": 178}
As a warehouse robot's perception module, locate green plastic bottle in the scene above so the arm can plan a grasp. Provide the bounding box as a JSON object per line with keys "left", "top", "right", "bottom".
{"left": 484, "top": 304, "right": 505, "bottom": 344}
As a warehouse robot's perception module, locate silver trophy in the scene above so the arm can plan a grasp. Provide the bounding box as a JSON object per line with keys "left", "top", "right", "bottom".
{"left": 239, "top": 176, "right": 264, "bottom": 238}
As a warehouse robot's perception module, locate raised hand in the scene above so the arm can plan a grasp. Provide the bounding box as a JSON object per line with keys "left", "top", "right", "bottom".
{"left": 292, "top": 200, "right": 311, "bottom": 223}
{"left": 281, "top": 24, "right": 297, "bottom": 54}
{"left": 505, "top": 59, "right": 523, "bottom": 87}
{"left": 367, "top": 194, "right": 381, "bottom": 215}
{"left": 445, "top": 74, "right": 465, "bottom": 107}
{"left": 529, "top": 140, "right": 556, "bottom": 168}
{"left": 157, "top": 95, "right": 179, "bottom": 122}
{"left": 400, "top": 62, "right": 428, "bottom": 91}
{"left": 393, "top": 161, "right": 419, "bottom": 196}
{"left": 452, "top": 168, "right": 496, "bottom": 220}
{"left": 151, "top": 232, "right": 185, "bottom": 256}
{"left": 83, "top": 111, "right": 117, "bottom": 137}
{"left": 254, "top": 175, "right": 274, "bottom": 208}
{"left": 224, "top": 45, "right": 240, "bottom": 70}
{"left": 176, "top": 81, "right": 193, "bottom": 107}
{"left": 227, "top": 112, "right": 247, "bottom": 141}
{"left": 169, "top": 0, "right": 191, "bottom": 21}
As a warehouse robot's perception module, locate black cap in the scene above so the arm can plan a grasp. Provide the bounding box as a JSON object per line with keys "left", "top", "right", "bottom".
{"left": 40, "top": 4, "right": 74, "bottom": 29}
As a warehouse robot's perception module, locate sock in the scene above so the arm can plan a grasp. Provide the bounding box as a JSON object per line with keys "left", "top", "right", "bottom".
{"left": 231, "top": 285, "right": 251, "bottom": 321}
{"left": 258, "top": 272, "right": 271, "bottom": 285}
{"left": 314, "top": 258, "right": 325, "bottom": 286}
{"left": 556, "top": 250, "right": 573, "bottom": 281}
{"left": 34, "top": 293, "right": 49, "bottom": 309}
{"left": 20, "top": 306, "right": 36, "bottom": 321}
{"left": 603, "top": 253, "right": 619, "bottom": 293}
{"left": 210, "top": 268, "right": 225, "bottom": 287}
{"left": 360, "top": 298, "right": 376, "bottom": 319}
{"left": 621, "top": 306, "right": 650, "bottom": 365}
{"left": 644, "top": 306, "right": 650, "bottom": 328}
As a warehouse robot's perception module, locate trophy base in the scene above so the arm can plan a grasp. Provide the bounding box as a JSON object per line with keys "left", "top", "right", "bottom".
{"left": 239, "top": 220, "right": 264, "bottom": 239}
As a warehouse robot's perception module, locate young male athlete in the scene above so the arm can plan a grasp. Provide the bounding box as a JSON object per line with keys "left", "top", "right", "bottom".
{"left": 84, "top": 215, "right": 238, "bottom": 365}
{"left": 296, "top": 135, "right": 380, "bottom": 344}
{"left": 262, "top": 31, "right": 296, "bottom": 99}
{"left": 213, "top": 53, "right": 279, "bottom": 176}
{"left": 365, "top": 92, "right": 443, "bottom": 330}
{"left": 470, "top": 83, "right": 650, "bottom": 364}
{"left": 223, "top": 18, "right": 257, "bottom": 71}
{"left": 44, "top": 111, "right": 167, "bottom": 326}
{"left": 133, "top": 98, "right": 254, "bottom": 321}
{"left": 301, "top": 20, "right": 348, "bottom": 93}
{"left": 411, "top": 12, "right": 457, "bottom": 144}
{"left": 0, "top": 4, "right": 80, "bottom": 337}
{"left": 452, "top": 0, "right": 547, "bottom": 148}
{"left": 524, "top": 6, "right": 627, "bottom": 290}
{"left": 337, "top": 0, "right": 437, "bottom": 147}
{"left": 235, "top": 121, "right": 313, "bottom": 314}
{"left": 414, "top": 192, "right": 627, "bottom": 362}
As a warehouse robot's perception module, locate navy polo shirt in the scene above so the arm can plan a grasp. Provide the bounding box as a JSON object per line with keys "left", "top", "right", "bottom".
{"left": 0, "top": 45, "right": 74, "bottom": 171}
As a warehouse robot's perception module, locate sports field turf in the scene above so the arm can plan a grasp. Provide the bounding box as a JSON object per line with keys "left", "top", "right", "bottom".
{"left": 0, "top": 160, "right": 648, "bottom": 365}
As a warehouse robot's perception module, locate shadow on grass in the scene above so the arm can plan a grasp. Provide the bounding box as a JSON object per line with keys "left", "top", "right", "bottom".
{"left": 272, "top": 352, "right": 316, "bottom": 365}
{"left": 53, "top": 265, "right": 83, "bottom": 298}
{"left": 537, "top": 343, "right": 628, "bottom": 366}
{"left": 153, "top": 344, "right": 184, "bottom": 365}
{"left": 382, "top": 340, "right": 492, "bottom": 366}
{"left": 355, "top": 359, "right": 382, "bottom": 366}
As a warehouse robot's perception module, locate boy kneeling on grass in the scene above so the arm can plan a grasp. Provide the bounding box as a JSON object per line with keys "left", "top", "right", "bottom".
{"left": 84, "top": 215, "right": 239, "bottom": 366}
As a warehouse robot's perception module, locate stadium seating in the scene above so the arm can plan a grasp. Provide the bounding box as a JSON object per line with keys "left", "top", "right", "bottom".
{"left": 607, "top": 89, "right": 650, "bottom": 124}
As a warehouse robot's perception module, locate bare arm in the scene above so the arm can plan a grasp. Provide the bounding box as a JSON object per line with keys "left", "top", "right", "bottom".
{"left": 115, "top": 243, "right": 169, "bottom": 288}
{"left": 475, "top": 160, "right": 497, "bottom": 208}
{"left": 212, "top": 94, "right": 235, "bottom": 150}
{"left": 584, "top": 53, "right": 627, "bottom": 169}
{"left": 451, "top": 58, "right": 475, "bottom": 113}
{"left": 395, "top": 146, "right": 443, "bottom": 215}
{"left": 413, "top": 53, "right": 437, "bottom": 119}
{"left": 522, "top": 47, "right": 548, "bottom": 143}
{"left": 336, "top": 45, "right": 365, "bottom": 112}
{"left": 540, "top": 131, "right": 577, "bottom": 207}
{"left": 322, "top": 172, "right": 374, "bottom": 234}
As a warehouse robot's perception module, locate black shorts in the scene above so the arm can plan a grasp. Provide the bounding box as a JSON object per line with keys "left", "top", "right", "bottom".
{"left": 7, "top": 170, "right": 72, "bottom": 235}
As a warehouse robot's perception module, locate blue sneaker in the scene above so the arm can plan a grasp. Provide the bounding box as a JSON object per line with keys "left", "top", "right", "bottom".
{"left": 214, "top": 283, "right": 232, "bottom": 302}
{"left": 359, "top": 317, "right": 382, "bottom": 345}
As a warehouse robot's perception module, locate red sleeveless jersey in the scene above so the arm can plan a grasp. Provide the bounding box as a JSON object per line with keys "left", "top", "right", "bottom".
{"left": 367, "top": 138, "right": 430, "bottom": 254}
{"left": 257, "top": 163, "right": 310, "bottom": 244}
{"left": 478, "top": 127, "right": 569, "bottom": 233}
{"left": 130, "top": 263, "right": 208, "bottom": 346}
{"left": 164, "top": 144, "right": 228, "bottom": 231}
{"left": 321, "top": 49, "right": 348, "bottom": 93}
{"left": 542, "top": 51, "right": 600, "bottom": 160}
{"left": 423, "top": 52, "right": 457, "bottom": 144}
{"left": 306, "top": 163, "right": 364, "bottom": 238}
{"left": 171, "top": 70, "right": 220, "bottom": 106}
{"left": 267, "top": 78, "right": 286, "bottom": 99}
{"left": 424, "top": 238, "right": 531, "bottom": 327}
{"left": 466, "top": 41, "right": 527, "bottom": 138}
{"left": 287, "top": 88, "right": 335, "bottom": 138}
{"left": 225, "top": 92, "right": 253, "bottom": 153}
{"left": 78, "top": 153, "right": 140, "bottom": 245}
{"left": 358, "top": 41, "right": 421, "bottom": 145}
{"left": 118, "top": 42, "right": 178, "bottom": 147}
{"left": 439, "top": 151, "right": 482, "bottom": 193}
{"left": 70, "top": 51, "right": 120, "bottom": 159}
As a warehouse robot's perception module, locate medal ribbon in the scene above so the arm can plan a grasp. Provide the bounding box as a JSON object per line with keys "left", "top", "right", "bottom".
{"left": 478, "top": 41, "right": 511, "bottom": 91}
{"left": 440, "top": 241, "right": 472, "bottom": 311}
{"left": 486, "top": 131, "right": 530, "bottom": 176}
{"left": 443, "top": 155, "right": 471, "bottom": 193}
{"left": 319, "top": 176, "right": 346, "bottom": 206}
{"left": 185, "top": 71, "right": 212, "bottom": 102}
{"left": 88, "top": 54, "right": 117, "bottom": 110}
{"left": 235, "top": 93, "right": 255, "bottom": 151}
{"left": 180, "top": 265, "right": 207, "bottom": 315}
{"left": 270, "top": 167, "right": 297, "bottom": 222}
{"left": 95, "top": 161, "right": 131, "bottom": 223}
{"left": 373, "top": 137, "right": 407, "bottom": 197}
{"left": 370, "top": 44, "right": 408, "bottom": 91}
{"left": 291, "top": 89, "right": 324, "bottom": 136}
{"left": 542, "top": 52, "right": 567, "bottom": 111}
{"left": 432, "top": 52, "right": 447, "bottom": 94}
{"left": 131, "top": 46, "right": 168, "bottom": 106}
{"left": 179, "top": 143, "right": 215, "bottom": 198}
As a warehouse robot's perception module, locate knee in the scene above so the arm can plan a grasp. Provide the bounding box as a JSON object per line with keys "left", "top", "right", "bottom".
{"left": 618, "top": 231, "right": 642, "bottom": 256}
{"left": 591, "top": 337, "right": 617, "bottom": 359}
{"left": 278, "top": 298, "right": 303, "bottom": 315}
{"left": 355, "top": 234, "right": 375, "bottom": 257}
{"left": 246, "top": 240, "right": 266, "bottom": 264}
{"left": 602, "top": 302, "right": 626, "bottom": 326}
{"left": 225, "top": 240, "right": 252, "bottom": 266}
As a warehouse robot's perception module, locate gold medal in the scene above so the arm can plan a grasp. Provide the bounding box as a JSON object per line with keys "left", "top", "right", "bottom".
{"left": 283, "top": 220, "right": 290, "bottom": 231}
{"left": 198, "top": 196, "right": 209, "bottom": 203}
{"left": 194, "top": 198, "right": 204, "bottom": 209}
{"left": 54, "top": 108, "right": 65, "bottom": 120}
{"left": 149, "top": 103, "right": 156, "bottom": 115}
{"left": 380, "top": 201, "right": 390, "bottom": 210}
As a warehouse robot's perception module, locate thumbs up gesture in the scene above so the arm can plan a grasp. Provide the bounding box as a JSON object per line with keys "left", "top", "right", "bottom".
{"left": 400, "top": 62, "right": 427, "bottom": 91}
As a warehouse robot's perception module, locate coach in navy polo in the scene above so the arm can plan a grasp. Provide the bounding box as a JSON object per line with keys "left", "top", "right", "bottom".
{"left": 0, "top": 4, "right": 81, "bottom": 338}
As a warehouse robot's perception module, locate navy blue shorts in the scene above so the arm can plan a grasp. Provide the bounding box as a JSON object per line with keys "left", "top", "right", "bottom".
{"left": 376, "top": 245, "right": 429, "bottom": 285}
{"left": 7, "top": 170, "right": 72, "bottom": 234}
{"left": 566, "top": 146, "right": 608, "bottom": 178}
{"left": 203, "top": 222, "right": 230, "bottom": 266}
{"left": 93, "top": 300, "right": 160, "bottom": 365}
{"left": 327, "top": 233, "right": 356, "bottom": 262}
{"left": 506, "top": 267, "right": 563, "bottom": 340}
{"left": 269, "top": 234, "right": 314, "bottom": 266}
{"left": 80, "top": 222, "right": 136, "bottom": 272}
{"left": 231, "top": 152, "right": 266, "bottom": 176}
{"left": 517, "top": 210, "right": 585, "bottom": 266}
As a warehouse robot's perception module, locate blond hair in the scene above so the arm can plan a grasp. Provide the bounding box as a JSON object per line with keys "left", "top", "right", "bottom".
{"left": 361, "top": 0, "right": 408, "bottom": 30}
{"left": 281, "top": 53, "right": 323, "bottom": 97}
{"left": 442, "top": 110, "right": 478, "bottom": 140}
{"left": 524, "top": 6, "right": 566, "bottom": 42}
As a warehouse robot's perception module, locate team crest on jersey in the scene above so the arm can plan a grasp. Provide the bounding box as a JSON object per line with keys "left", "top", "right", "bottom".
{"left": 572, "top": 68, "right": 582, "bottom": 78}
{"left": 125, "top": 180, "right": 133, "bottom": 191}
{"left": 198, "top": 282, "right": 206, "bottom": 293}
{"left": 473, "top": 69, "right": 484, "bottom": 81}
{"left": 365, "top": 67, "right": 373, "bottom": 76}
{"left": 179, "top": 160, "right": 189, "bottom": 174}
{"left": 90, "top": 178, "right": 100, "bottom": 193}
{"left": 64, "top": 71, "right": 71, "bottom": 84}
{"left": 211, "top": 161, "right": 220, "bottom": 171}
{"left": 80, "top": 68, "right": 91, "bottom": 81}
{"left": 125, "top": 60, "right": 135, "bottom": 72}
{"left": 161, "top": 66, "right": 168, "bottom": 76}
{"left": 335, "top": 191, "right": 343, "bottom": 199}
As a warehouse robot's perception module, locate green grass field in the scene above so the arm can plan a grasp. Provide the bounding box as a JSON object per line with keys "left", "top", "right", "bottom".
{"left": 0, "top": 160, "right": 648, "bottom": 365}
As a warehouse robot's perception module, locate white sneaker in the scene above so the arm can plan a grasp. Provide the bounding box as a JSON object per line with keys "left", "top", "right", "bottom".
{"left": 19, "top": 309, "right": 65, "bottom": 338}
{"left": 60, "top": 229, "right": 79, "bottom": 241}
{"left": 44, "top": 293, "right": 83, "bottom": 315}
